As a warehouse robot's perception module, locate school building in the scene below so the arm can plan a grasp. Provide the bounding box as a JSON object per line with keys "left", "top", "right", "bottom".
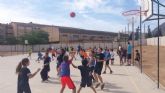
{"left": 0, "top": 22, "right": 128, "bottom": 44}
{"left": 0, "top": 23, "right": 13, "bottom": 44}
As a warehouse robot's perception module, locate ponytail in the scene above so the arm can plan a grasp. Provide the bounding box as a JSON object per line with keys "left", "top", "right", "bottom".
{"left": 16, "top": 62, "right": 22, "bottom": 74}
{"left": 16, "top": 58, "right": 29, "bottom": 74}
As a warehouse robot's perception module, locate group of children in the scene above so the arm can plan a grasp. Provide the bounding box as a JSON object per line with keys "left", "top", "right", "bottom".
{"left": 117, "top": 42, "right": 140, "bottom": 66}
{"left": 16, "top": 46, "right": 117, "bottom": 93}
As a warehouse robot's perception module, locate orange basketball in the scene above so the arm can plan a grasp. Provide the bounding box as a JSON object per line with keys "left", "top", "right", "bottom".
{"left": 70, "top": 12, "right": 76, "bottom": 18}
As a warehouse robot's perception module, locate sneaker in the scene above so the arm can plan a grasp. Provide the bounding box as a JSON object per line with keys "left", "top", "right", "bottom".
{"left": 110, "top": 71, "right": 113, "bottom": 74}
{"left": 42, "top": 80, "right": 49, "bottom": 83}
{"left": 101, "top": 84, "right": 105, "bottom": 90}
{"left": 103, "top": 71, "right": 106, "bottom": 74}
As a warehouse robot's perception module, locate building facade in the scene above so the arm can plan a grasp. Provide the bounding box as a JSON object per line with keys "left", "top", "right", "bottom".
{"left": 10, "top": 22, "right": 59, "bottom": 43}
{"left": 58, "top": 27, "right": 128, "bottom": 44}
{"left": 0, "top": 23, "right": 13, "bottom": 44}
{"left": 0, "top": 22, "right": 128, "bottom": 44}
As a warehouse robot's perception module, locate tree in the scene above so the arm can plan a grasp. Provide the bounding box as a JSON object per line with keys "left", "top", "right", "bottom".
{"left": 135, "top": 27, "right": 140, "bottom": 40}
{"left": 6, "top": 37, "right": 18, "bottom": 44}
{"left": 20, "top": 30, "right": 49, "bottom": 44}
{"left": 154, "top": 28, "right": 163, "bottom": 37}
{"left": 147, "top": 25, "right": 152, "bottom": 38}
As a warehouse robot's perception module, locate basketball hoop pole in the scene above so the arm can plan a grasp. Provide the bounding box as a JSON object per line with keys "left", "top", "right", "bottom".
{"left": 140, "top": 7, "right": 143, "bottom": 74}
{"left": 156, "top": 0, "right": 160, "bottom": 89}
{"left": 125, "top": 26, "right": 127, "bottom": 48}
{"left": 132, "top": 17, "right": 135, "bottom": 66}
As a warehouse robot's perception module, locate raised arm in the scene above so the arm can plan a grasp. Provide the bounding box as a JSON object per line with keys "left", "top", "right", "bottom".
{"left": 28, "top": 68, "right": 40, "bottom": 79}
{"left": 70, "top": 52, "right": 76, "bottom": 61}
{"left": 71, "top": 63, "right": 78, "bottom": 68}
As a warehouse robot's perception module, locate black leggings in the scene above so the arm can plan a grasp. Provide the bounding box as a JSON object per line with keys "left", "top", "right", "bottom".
{"left": 40, "top": 68, "right": 49, "bottom": 81}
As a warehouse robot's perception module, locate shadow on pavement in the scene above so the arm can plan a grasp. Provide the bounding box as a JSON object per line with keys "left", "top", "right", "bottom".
{"left": 102, "top": 82, "right": 131, "bottom": 93}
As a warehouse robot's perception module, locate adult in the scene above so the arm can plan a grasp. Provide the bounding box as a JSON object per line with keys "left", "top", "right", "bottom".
{"left": 127, "top": 42, "right": 132, "bottom": 66}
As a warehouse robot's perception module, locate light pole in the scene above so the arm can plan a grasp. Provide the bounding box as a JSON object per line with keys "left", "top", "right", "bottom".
{"left": 25, "top": 40, "right": 28, "bottom": 54}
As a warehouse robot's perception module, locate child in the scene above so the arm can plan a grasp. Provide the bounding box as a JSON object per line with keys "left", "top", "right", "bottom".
{"left": 110, "top": 49, "right": 115, "bottom": 65}
{"left": 36, "top": 51, "right": 43, "bottom": 63}
{"left": 28, "top": 48, "right": 32, "bottom": 59}
{"left": 40, "top": 52, "right": 51, "bottom": 82}
{"left": 72, "top": 59, "right": 97, "bottom": 93}
{"left": 16, "top": 58, "right": 40, "bottom": 93}
{"left": 51, "top": 49, "right": 56, "bottom": 61}
{"left": 57, "top": 49, "right": 65, "bottom": 76}
{"left": 135, "top": 50, "right": 140, "bottom": 63}
{"left": 58, "top": 54, "right": 76, "bottom": 93}
{"left": 88, "top": 51, "right": 96, "bottom": 82}
{"left": 103, "top": 49, "right": 113, "bottom": 74}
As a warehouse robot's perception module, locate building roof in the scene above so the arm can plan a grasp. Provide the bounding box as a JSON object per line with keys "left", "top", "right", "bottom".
{"left": 152, "top": 22, "right": 165, "bottom": 36}
{"left": 58, "top": 26, "right": 118, "bottom": 36}
{"left": 10, "top": 22, "right": 128, "bottom": 37}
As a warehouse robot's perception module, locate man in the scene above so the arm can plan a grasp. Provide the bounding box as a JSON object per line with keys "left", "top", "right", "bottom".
{"left": 127, "top": 42, "right": 132, "bottom": 66}
{"left": 94, "top": 48, "right": 105, "bottom": 90}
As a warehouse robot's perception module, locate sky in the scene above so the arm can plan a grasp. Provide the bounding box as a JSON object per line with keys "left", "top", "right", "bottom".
{"left": 0, "top": 0, "right": 164, "bottom": 32}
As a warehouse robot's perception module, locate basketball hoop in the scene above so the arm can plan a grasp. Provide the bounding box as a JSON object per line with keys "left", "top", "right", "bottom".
{"left": 122, "top": 9, "right": 147, "bottom": 16}
{"left": 122, "top": 0, "right": 150, "bottom": 23}
{"left": 122, "top": 9, "right": 148, "bottom": 24}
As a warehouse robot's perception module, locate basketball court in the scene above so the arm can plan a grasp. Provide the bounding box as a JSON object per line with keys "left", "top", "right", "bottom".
{"left": 0, "top": 0, "right": 165, "bottom": 93}
{"left": 0, "top": 53, "right": 165, "bottom": 93}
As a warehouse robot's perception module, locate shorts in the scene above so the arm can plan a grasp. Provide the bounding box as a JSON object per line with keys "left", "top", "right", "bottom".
{"left": 80, "top": 78, "right": 92, "bottom": 87}
{"left": 94, "top": 62, "right": 103, "bottom": 75}
{"left": 111, "top": 58, "right": 114, "bottom": 61}
{"left": 127, "top": 54, "right": 132, "bottom": 59}
{"left": 106, "top": 60, "right": 109, "bottom": 65}
{"left": 135, "top": 58, "right": 140, "bottom": 62}
{"left": 57, "top": 62, "right": 61, "bottom": 68}
{"left": 61, "top": 76, "right": 75, "bottom": 89}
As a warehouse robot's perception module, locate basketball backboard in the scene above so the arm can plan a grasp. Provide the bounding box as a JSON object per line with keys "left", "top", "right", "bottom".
{"left": 141, "top": 0, "right": 153, "bottom": 21}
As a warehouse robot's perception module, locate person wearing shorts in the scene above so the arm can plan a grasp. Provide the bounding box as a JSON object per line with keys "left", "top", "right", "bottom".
{"left": 110, "top": 49, "right": 115, "bottom": 65}
{"left": 56, "top": 49, "right": 65, "bottom": 76}
{"left": 127, "top": 42, "right": 132, "bottom": 66}
{"left": 72, "top": 59, "right": 97, "bottom": 93}
{"left": 103, "top": 49, "right": 113, "bottom": 74}
{"left": 59, "top": 55, "right": 76, "bottom": 93}
{"left": 51, "top": 49, "right": 56, "bottom": 60}
{"left": 88, "top": 50, "right": 96, "bottom": 82}
{"left": 94, "top": 48, "right": 105, "bottom": 90}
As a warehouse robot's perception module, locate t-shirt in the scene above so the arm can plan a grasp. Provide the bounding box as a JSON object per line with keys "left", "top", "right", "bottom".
{"left": 78, "top": 66, "right": 92, "bottom": 81}
{"left": 60, "top": 61, "right": 72, "bottom": 77}
{"left": 104, "top": 51, "right": 110, "bottom": 60}
{"left": 38, "top": 52, "right": 42, "bottom": 57}
{"left": 96, "top": 53, "right": 105, "bottom": 63}
{"left": 82, "top": 52, "right": 88, "bottom": 59}
{"left": 110, "top": 52, "right": 115, "bottom": 59}
{"left": 57, "top": 54, "right": 64, "bottom": 64}
{"left": 88, "top": 57, "right": 95, "bottom": 67}
{"left": 127, "top": 44, "right": 132, "bottom": 54}
{"left": 18, "top": 67, "right": 31, "bottom": 85}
